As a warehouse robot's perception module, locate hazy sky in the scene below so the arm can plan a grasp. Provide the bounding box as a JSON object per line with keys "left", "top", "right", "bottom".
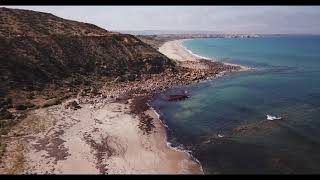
{"left": 3, "top": 6, "right": 320, "bottom": 34}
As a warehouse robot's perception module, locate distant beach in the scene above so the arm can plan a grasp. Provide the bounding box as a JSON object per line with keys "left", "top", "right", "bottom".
{"left": 159, "top": 39, "right": 251, "bottom": 72}
{"left": 158, "top": 39, "right": 199, "bottom": 61}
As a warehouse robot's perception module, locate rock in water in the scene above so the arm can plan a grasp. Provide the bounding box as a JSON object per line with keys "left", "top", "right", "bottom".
{"left": 163, "top": 94, "right": 189, "bottom": 101}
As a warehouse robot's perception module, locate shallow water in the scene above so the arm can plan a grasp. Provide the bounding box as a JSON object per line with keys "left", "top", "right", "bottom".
{"left": 151, "top": 36, "right": 320, "bottom": 174}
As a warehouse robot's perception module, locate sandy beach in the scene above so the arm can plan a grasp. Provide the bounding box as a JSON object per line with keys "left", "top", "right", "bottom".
{"left": 159, "top": 40, "right": 198, "bottom": 61}
{"left": 0, "top": 95, "right": 202, "bottom": 174}
{"left": 159, "top": 39, "right": 251, "bottom": 71}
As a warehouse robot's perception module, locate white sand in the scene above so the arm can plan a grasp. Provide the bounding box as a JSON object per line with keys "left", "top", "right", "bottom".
{"left": 159, "top": 40, "right": 198, "bottom": 61}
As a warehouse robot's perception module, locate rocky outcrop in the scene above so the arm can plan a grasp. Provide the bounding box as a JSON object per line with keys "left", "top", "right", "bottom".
{"left": 101, "top": 60, "right": 241, "bottom": 102}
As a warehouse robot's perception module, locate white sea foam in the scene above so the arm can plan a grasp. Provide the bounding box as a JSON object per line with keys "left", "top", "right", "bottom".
{"left": 178, "top": 40, "right": 213, "bottom": 60}
{"left": 217, "top": 134, "right": 224, "bottom": 138}
{"left": 149, "top": 105, "right": 204, "bottom": 173}
{"left": 149, "top": 106, "right": 169, "bottom": 128}
{"left": 266, "top": 114, "right": 282, "bottom": 121}
{"left": 166, "top": 141, "right": 204, "bottom": 173}
{"left": 178, "top": 39, "right": 252, "bottom": 71}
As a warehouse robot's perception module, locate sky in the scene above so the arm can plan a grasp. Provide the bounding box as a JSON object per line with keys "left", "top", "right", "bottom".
{"left": 3, "top": 6, "right": 320, "bottom": 34}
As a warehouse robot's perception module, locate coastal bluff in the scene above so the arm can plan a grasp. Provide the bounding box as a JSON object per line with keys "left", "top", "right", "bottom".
{"left": 0, "top": 7, "right": 175, "bottom": 95}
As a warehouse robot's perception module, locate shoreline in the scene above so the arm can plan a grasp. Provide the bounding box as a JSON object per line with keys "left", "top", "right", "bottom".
{"left": 148, "top": 105, "right": 204, "bottom": 173}
{"left": 155, "top": 38, "right": 253, "bottom": 174}
{"left": 0, "top": 38, "right": 250, "bottom": 175}
{"left": 146, "top": 108, "right": 204, "bottom": 174}
{"left": 159, "top": 39, "right": 252, "bottom": 72}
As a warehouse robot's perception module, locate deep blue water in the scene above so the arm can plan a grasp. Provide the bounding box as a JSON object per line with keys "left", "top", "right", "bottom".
{"left": 151, "top": 36, "right": 320, "bottom": 174}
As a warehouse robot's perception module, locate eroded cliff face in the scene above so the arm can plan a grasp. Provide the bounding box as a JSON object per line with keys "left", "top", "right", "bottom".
{"left": 0, "top": 7, "right": 175, "bottom": 93}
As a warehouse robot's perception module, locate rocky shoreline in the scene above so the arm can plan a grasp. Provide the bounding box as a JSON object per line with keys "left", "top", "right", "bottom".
{"left": 109, "top": 58, "right": 242, "bottom": 129}
{"left": 0, "top": 8, "right": 252, "bottom": 174}
{"left": 0, "top": 39, "right": 250, "bottom": 174}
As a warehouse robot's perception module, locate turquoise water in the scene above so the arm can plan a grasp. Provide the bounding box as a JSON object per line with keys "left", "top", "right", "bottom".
{"left": 151, "top": 36, "right": 320, "bottom": 174}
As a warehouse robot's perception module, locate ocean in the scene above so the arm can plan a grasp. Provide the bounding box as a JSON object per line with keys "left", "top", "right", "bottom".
{"left": 151, "top": 36, "right": 320, "bottom": 174}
